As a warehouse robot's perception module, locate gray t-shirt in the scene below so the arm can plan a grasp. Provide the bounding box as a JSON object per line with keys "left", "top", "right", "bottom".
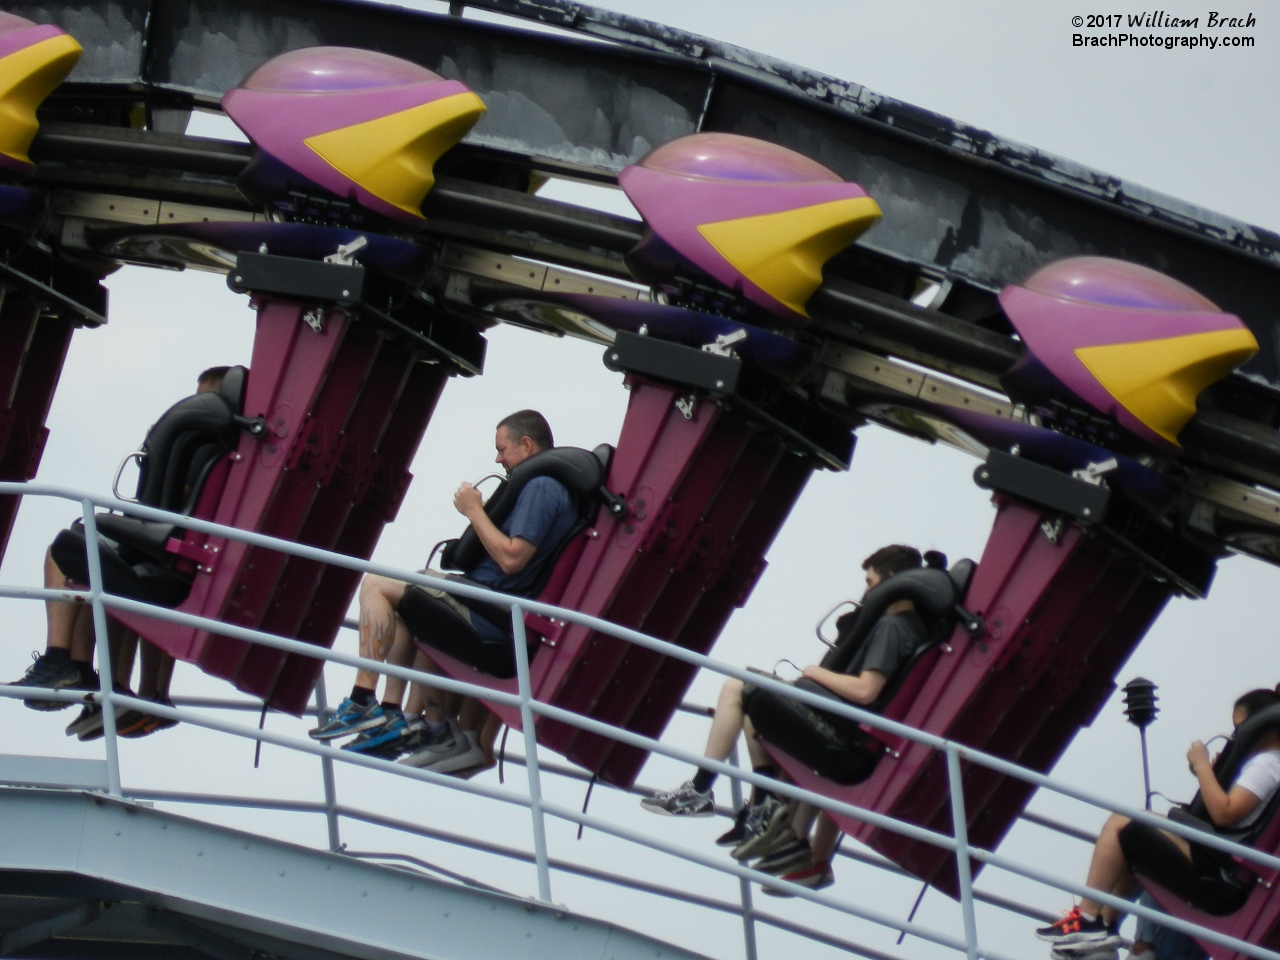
{"left": 845, "top": 610, "right": 928, "bottom": 685}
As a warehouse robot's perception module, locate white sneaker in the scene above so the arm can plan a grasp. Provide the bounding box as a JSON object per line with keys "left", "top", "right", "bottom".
{"left": 423, "top": 729, "right": 485, "bottom": 774}
{"left": 399, "top": 718, "right": 464, "bottom": 768}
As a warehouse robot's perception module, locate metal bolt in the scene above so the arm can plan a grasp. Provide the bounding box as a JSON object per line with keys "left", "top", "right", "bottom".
{"left": 342, "top": 290, "right": 349, "bottom": 297}
{"left": 715, "top": 380, "right": 724, "bottom": 388}
{"left": 1083, "top": 508, "right": 1091, "bottom": 516}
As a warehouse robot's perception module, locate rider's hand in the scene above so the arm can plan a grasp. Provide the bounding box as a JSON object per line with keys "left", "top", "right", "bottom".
{"left": 1187, "top": 740, "right": 1211, "bottom": 773}
{"left": 453, "top": 482, "right": 483, "bottom": 517}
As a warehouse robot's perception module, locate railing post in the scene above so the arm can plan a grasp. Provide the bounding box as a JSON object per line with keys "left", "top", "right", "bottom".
{"left": 511, "top": 604, "right": 552, "bottom": 902}
{"left": 727, "top": 744, "right": 759, "bottom": 960}
{"left": 946, "top": 747, "right": 979, "bottom": 960}
{"left": 80, "top": 500, "right": 121, "bottom": 797}
{"left": 313, "top": 672, "right": 342, "bottom": 852}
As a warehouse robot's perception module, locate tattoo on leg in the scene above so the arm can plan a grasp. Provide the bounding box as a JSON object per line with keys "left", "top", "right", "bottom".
{"left": 359, "top": 607, "right": 398, "bottom": 664}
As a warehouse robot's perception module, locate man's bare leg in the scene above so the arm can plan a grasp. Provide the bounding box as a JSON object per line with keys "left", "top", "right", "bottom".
{"left": 353, "top": 575, "right": 408, "bottom": 694}
{"left": 44, "top": 548, "right": 80, "bottom": 653}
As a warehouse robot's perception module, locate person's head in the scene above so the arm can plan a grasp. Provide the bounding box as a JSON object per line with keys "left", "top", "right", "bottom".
{"left": 861, "top": 544, "right": 923, "bottom": 592}
{"left": 1233, "top": 689, "right": 1280, "bottom": 729}
{"left": 197, "top": 366, "right": 231, "bottom": 394}
{"left": 494, "top": 410, "right": 553, "bottom": 473}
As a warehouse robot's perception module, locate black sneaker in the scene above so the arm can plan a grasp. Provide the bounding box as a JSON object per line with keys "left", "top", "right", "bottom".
{"left": 732, "top": 797, "right": 789, "bottom": 861}
{"left": 716, "top": 803, "right": 754, "bottom": 847}
{"left": 11, "top": 651, "right": 86, "bottom": 711}
{"left": 752, "top": 827, "right": 812, "bottom": 875}
{"left": 1035, "top": 908, "right": 1122, "bottom": 948}
{"left": 639, "top": 781, "right": 715, "bottom": 817}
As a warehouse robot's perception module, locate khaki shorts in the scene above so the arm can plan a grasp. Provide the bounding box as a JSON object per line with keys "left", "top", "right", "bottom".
{"left": 412, "top": 569, "right": 473, "bottom": 625}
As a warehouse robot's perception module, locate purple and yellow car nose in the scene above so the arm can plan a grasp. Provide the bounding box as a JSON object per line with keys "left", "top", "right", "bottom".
{"left": 1001, "top": 256, "right": 1258, "bottom": 448}
{"left": 223, "top": 47, "right": 486, "bottom": 225}
{"left": 0, "top": 13, "right": 81, "bottom": 177}
{"left": 619, "top": 133, "right": 881, "bottom": 324}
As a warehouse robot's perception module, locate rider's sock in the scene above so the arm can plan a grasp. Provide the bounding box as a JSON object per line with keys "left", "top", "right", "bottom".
{"left": 750, "top": 764, "right": 778, "bottom": 804}
{"left": 349, "top": 686, "right": 375, "bottom": 707}
{"left": 44, "top": 647, "right": 70, "bottom": 663}
{"left": 692, "top": 769, "right": 716, "bottom": 794}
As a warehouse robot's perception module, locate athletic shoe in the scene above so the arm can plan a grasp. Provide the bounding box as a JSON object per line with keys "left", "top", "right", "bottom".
{"left": 731, "top": 797, "right": 789, "bottom": 861}
{"left": 639, "top": 781, "right": 715, "bottom": 817}
{"left": 752, "top": 827, "right": 813, "bottom": 875}
{"left": 716, "top": 804, "right": 755, "bottom": 847}
{"left": 1035, "top": 908, "right": 1122, "bottom": 948}
{"left": 117, "top": 694, "right": 178, "bottom": 738}
{"left": 343, "top": 710, "right": 412, "bottom": 758}
{"left": 402, "top": 722, "right": 487, "bottom": 774}
{"left": 66, "top": 685, "right": 130, "bottom": 740}
{"left": 762, "top": 859, "right": 834, "bottom": 897}
{"left": 400, "top": 719, "right": 464, "bottom": 768}
{"left": 11, "top": 651, "right": 85, "bottom": 710}
{"left": 309, "top": 697, "right": 384, "bottom": 740}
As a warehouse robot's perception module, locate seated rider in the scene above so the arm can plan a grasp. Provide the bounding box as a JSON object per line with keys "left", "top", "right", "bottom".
{"left": 1036, "top": 688, "right": 1280, "bottom": 960}
{"left": 7, "top": 366, "right": 232, "bottom": 736}
{"left": 310, "top": 409, "right": 579, "bottom": 770}
{"left": 640, "top": 544, "right": 929, "bottom": 889}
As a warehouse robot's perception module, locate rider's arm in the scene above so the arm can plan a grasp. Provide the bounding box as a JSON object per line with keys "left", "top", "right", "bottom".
{"left": 455, "top": 483, "right": 537, "bottom": 575}
{"left": 801, "top": 665, "right": 887, "bottom": 706}
{"left": 1190, "top": 741, "right": 1263, "bottom": 827}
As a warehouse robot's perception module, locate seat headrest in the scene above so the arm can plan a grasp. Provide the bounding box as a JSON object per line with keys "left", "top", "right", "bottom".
{"left": 217, "top": 365, "right": 248, "bottom": 415}
{"left": 948, "top": 559, "right": 977, "bottom": 601}
{"left": 592, "top": 443, "right": 615, "bottom": 475}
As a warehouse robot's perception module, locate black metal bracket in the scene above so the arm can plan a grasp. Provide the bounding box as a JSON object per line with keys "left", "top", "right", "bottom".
{"left": 227, "top": 252, "right": 365, "bottom": 304}
{"left": 974, "top": 449, "right": 1110, "bottom": 524}
{"left": 603, "top": 329, "right": 740, "bottom": 394}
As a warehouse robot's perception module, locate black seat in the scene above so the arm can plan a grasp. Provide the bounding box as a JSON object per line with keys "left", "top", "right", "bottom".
{"left": 399, "top": 444, "right": 613, "bottom": 679}
{"left": 745, "top": 561, "right": 975, "bottom": 785}
{"left": 1121, "top": 703, "right": 1280, "bottom": 916}
{"left": 49, "top": 368, "right": 249, "bottom": 607}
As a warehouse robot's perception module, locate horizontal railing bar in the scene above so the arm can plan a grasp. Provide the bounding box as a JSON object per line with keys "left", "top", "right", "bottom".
{"left": 2, "top": 480, "right": 1264, "bottom": 871}
{"left": 170, "top": 696, "right": 321, "bottom": 717}
{"left": 1018, "top": 810, "right": 1099, "bottom": 845}
{"left": 752, "top": 910, "right": 914, "bottom": 960}
{"left": 126, "top": 789, "right": 329, "bottom": 814}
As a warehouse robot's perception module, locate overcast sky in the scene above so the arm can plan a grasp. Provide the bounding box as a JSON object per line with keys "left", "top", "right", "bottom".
{"left": 3, "top": 3, "right": 1278, "bottom": 959}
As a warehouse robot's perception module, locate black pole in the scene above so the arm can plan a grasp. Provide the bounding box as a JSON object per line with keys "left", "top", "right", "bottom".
{"left": 1122, "top": 677, "right": 1160, "bottom": 810}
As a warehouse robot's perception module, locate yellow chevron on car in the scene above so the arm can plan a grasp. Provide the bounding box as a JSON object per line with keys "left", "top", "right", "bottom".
{"left": 696, "top": 195, "right": 881, "bottom": 317}
{"left": 0, "top": 32, "right": 82, "bottom": 166}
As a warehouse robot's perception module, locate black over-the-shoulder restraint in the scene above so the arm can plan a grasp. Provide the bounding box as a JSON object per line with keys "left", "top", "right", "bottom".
{"left": 440, "top": 444, "right": 614, "bottom": 573}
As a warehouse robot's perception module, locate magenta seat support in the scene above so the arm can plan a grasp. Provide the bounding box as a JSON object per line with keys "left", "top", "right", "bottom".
{"left": 112, "top": 296, "right": 450, "bottom": 713}
{"left": 0, "top": 294, "right": 73, "bottom": 562}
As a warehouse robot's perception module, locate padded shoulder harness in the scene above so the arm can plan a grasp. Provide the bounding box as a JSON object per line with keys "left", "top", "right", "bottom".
{"left": 441, "top": 445, "right": 610, "bottom": 572}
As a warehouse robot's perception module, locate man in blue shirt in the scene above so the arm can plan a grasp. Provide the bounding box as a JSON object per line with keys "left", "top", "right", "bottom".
{"left": 310, "top": 410, "right": 579, "bottom": 769}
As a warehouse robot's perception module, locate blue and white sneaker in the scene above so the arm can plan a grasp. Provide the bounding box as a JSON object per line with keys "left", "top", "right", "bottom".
{"left": 342, "top": 710, "right": 413, "bottom": 758}
{"left": 309, "top": 697, "right": 384, "bottom": 741}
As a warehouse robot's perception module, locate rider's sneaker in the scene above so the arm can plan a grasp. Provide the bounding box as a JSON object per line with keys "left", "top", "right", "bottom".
{"left": 1035, "top": 908, "right": 1121, "bottom": 948}
{"left": 1052, "top": 946, "right": 1120, "bottom": 960}
{"left": 716, "top": 803, "right": 755, "bottom": 847}
{"left": 11, "top": 651, "right": 84, "bottom": 710}
{"left": 639, "top": 780, "right": 714, "bottom": 817}
{"left": 66, "top": 685, "right": 131, "bottom": 740}
{"left": 752, "top": 827, "right": 812, "bottom": 875}
{"left": 762, "top": 859, "right": 834, "bottom": 897}
{"left": 732, "top": 797, "right": 789, "bottom": 861}
{"left": 309, "top": 697, "right": 383, "bottom": 741}
{"left": 343, "top": 710, "right": 412, "bottom": 758}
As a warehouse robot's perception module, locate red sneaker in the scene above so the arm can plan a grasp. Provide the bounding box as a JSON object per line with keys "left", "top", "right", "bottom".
{"left": 762, "top": 859, "right": 834, "bottom": 896}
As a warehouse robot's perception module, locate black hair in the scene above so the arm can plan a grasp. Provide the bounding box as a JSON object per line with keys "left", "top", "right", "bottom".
{"left": 198, "top": 366, "right": 232, "bottom": 390}
{"left": 497, "top": 409, "right": 554, "bottom": 451}
{"left": 1238, "top": 689, "right": 1280, "bottom": 720}
{"left": 862, "top": 545, "right": 923, "bottom": 580}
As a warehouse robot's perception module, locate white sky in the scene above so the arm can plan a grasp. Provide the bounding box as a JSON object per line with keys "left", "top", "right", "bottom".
{"left": 3, "top": 3, "right": 1279, "bottom": 960}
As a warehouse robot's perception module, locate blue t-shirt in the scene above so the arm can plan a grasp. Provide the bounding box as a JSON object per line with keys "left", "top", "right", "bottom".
{"left": 467, "top": 476, "right": 578, "bottom": 638}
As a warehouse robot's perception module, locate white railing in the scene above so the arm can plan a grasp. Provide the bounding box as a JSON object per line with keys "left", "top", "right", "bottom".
{"left": 0, "top": 480, "right": 1276, "bottom": 960}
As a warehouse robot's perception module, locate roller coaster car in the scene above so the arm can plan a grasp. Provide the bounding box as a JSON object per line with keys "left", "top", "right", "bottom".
{"left": 406, "top": 371, "right": 829, "bottom": 788}
{"left": 751, "top": 485, "right": 1216, "bottom": 896}
{"left": 50, "top": 367, "right": 252, "bottom": 606}
{"left": 1123, "top": 704, "right": 1280, "bottom": 959}
{"left": 400, "top": 444, "right": 618, "bottom": 679}
{"left": 750, "top": 561, "right": 977, "bottom": 786}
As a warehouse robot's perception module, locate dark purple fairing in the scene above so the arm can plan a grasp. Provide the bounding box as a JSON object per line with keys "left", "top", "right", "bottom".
{"left": 111, "top": 297, "right": 448, "bottom": 713}
{"left": 421, "top": 375, "right": 813, "bottom": 788}
{"left": 767, "top": 495, "right": 1213, "bottom": 895}
{"left": 0, "top": 294, "right": 72, "bottom": 563}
